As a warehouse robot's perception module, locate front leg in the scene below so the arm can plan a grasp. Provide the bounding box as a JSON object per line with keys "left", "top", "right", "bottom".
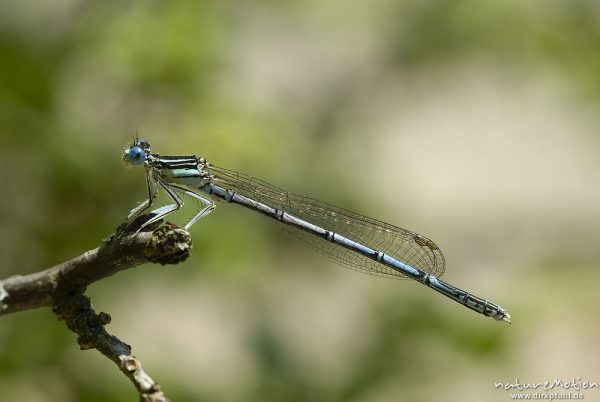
{"left": 137, "top": 181, "right": 183, "bottom": 231}
{"left": 127, "top": 171, "right": 158, "bottom": 221}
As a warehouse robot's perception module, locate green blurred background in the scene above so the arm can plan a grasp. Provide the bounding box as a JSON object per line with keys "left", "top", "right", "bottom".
{"left": 1, "top": 1, "right": 599, "bottom": 401}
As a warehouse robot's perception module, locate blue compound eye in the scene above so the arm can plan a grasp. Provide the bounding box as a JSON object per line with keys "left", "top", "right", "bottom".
{"left": 124, "top": 146, "right": 146, "bottom": 165}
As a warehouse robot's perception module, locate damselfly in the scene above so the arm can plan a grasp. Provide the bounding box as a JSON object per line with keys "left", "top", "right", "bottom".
{"left": 123, "top": 139, "right": 510, "bottom": 323}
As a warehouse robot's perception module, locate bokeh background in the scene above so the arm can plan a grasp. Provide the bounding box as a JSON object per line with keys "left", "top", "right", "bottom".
{"left": 1, "top": 1, "right": 600, "bottom": 401}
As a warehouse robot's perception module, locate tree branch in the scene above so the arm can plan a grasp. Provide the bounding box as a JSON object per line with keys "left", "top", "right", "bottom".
{"left": 54, "top": 291, "right": 169, "bottom": 402}
{"left": 0, "top": 222, "right": 192, "bottom": 316}
{"left": 0, "top": 218, "right": 193, "bottom": 401}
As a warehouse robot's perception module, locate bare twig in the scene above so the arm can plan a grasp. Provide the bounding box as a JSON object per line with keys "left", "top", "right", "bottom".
{"left": 53, "top": 291, "right": 169, "bottom": 402}
{"left": 0, "top": 223, "right": 192, "bottom": 316}
{"left": 0, "top": 219, "right": 193, "bottom": 401}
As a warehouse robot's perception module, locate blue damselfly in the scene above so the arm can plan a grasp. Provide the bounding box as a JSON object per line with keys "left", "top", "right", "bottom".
{"left": 123, "top": 139, "right": 510, "bottom": 323}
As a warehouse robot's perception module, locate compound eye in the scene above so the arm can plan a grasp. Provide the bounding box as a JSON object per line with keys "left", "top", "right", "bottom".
{"left": 124, "top": 146, "right": 146, "bottom": 165}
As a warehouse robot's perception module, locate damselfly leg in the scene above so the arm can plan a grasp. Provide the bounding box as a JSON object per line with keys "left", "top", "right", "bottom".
{"left": 163, "top": 184, "right": 216, "bottom": 229}
{"left": 126, "top": 171, "right": 158, "bottom": 221}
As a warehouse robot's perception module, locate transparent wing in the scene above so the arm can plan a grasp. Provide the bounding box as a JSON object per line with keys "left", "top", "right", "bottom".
{"left": 208, "top": 165, "right": 445, "bottom": 280}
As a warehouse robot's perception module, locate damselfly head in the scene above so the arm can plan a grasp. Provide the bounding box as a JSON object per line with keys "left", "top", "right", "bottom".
{"left": 123, "top": 138, "right": 151, "bottom": 165}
